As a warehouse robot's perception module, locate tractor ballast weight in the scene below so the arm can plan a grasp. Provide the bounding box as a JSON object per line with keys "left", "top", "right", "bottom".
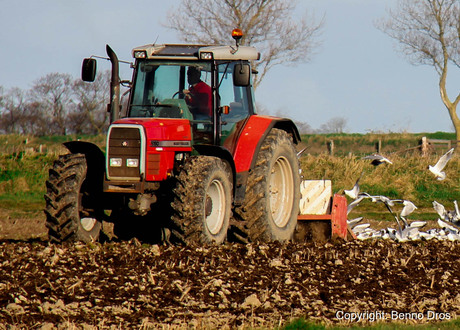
{"left": 44, "top": 30, "right": 301, "bottom": 244}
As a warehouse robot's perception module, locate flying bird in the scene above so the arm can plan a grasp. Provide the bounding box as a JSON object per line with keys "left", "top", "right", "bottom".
{"left": 392, "top": 199, "right": 418, "bottom": 217}
{"left": 368, "top": 194, "right": 395, "bottom": 207}
{"left": 407, "top": 220, "right": 427, "bottom": 229}
{"left": 344, "top": 175, "right": 361, "bottom": 199}
{"left": 347, "top": 217, "right": 363, "bottom": 229}
{"left": 347, "top": 194, "right": 367, "bottom": 214}
{"left": 437, "top": 219, "right": 459, "bottom": 234}
{"left": 433, "top": 200, "right": 459, "bottom": 224}
{"left": 428, "top": 148, "right": 454, "bottom": 180}
{"left": 433, "top": 201, "right": 448, "bottom": 220}
{"left": 361, "top": 154, "right": 393, "bottom": 166}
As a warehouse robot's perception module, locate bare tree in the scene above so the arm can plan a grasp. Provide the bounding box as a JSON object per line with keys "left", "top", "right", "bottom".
{"left": 0, "top": 87, "right": 47, "bottom": 135}
{"left": 319, "top": 116, "right": 348, "bottom": 134}
{"left": 377, "top": 0, "right": 460, "bottom": 142}
{"left": 72, "top": 70, "right": 110, "bottom": 134}
{"left": 295, "top": 121, "right": 315, "bottom": 134}
{"left": 0, "top": 87, "right": 27, "bottom": 134}
{"left": 29, "top": 73, "right": 74, "bottom": 135}
{"left": 165, "top": 0, "right": 323, "bottom": 89}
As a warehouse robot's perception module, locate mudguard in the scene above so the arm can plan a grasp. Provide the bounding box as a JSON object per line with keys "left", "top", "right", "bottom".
{"left": 230, "top": 115, "right": 301, "bottom": 204}
{"left": 232, "top": 115, "right": 300, "bottom": 173}
{"left": 63, "top": 141, "right": 106, "bottom": 192}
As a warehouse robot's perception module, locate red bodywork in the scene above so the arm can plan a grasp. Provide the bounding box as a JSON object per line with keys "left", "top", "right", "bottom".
{"left": 112, "top": 115, "right": 277, "bottom": 182}
{"left": 230, "top": 115, "right": 274, "bottom": 173}
{"left": 113, "top": 118, "right": 192, "bottom": 181}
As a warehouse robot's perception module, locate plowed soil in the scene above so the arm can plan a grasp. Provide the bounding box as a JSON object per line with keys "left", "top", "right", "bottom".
{"left": 0, "top": 216, "right": 459, "bottom": 329}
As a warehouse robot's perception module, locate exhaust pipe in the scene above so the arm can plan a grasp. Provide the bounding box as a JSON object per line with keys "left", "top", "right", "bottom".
{"left": 106, "top": 45, "right": 120, "bottom": 123}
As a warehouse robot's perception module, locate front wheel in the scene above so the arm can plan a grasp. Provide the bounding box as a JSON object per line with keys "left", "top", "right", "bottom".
{"left": 171, "top": 156, "right": 232, "bottom": 244}
{"left": 44, "top": 153, "right": 103, "bottom": 243}
{"left": 234, "top": 128, "right": 300, "bottom": 242}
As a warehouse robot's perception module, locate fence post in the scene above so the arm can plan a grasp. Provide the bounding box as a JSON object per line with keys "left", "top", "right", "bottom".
{"left": 327, "top": 140, "right": 334, "bottom": 156}
{"left": 375, "top": 139, "right": 382, "bottom": 153}
{"left": 420, "top": 136, "right": 429, "bottom": 157}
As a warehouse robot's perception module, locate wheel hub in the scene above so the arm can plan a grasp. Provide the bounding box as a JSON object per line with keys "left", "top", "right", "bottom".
{"left": 80, "top": 217, "right": 97, "bottom": 232}
{"left": 205, "top": 196, "right": 213, "bottom": 217}
{"left": 269, "top": 156, "right": 294, "bottom": 228}
{"left": 205, "top": 179, "right": 226, "bottom": 235}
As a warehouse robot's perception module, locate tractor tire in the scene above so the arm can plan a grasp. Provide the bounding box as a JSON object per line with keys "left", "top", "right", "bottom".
{"left": 234, "top": 128, "right": 300, "bottom": 242}
{"left": 44, "top": 153, "right": 103, "bottom": 243}
{"left": 171, "top": 156, "right": 232, "bottom": 244}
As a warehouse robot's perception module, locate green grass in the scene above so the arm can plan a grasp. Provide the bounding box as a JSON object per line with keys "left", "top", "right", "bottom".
{"left": 281, "top": 317, "right": 460, "bottom": 329}
{"left": 281, "top": 318, "right": 325, "bottom": 329}
{"left": 423, "top": 132, "right": 456, "bottom": 140}
{"left": 300, "top": 151, "right": 459, "bottom": 212}
{"left": 0, "top": 133, "right": 458, "bottom": 218}
{"left": 299, "top": 132, "right": 456, "bottom": 157}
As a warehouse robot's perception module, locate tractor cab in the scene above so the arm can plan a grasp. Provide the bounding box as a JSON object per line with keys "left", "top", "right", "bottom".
{"left": 127, "top": 42, "right": 260, "bottom": 148}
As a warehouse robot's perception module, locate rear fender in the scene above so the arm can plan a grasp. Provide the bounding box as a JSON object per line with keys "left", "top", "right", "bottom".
{"left": 232, "top": 115, "right": 300, "bottom": 204}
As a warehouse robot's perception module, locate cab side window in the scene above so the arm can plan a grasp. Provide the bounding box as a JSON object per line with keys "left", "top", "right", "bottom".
{"left": 218, "top": 62, "right": 253, "bottom": 150}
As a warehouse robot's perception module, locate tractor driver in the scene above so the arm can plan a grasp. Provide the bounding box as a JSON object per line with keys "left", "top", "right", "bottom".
{"left": 183, "top": 66, "right": 212, "bottom": 118}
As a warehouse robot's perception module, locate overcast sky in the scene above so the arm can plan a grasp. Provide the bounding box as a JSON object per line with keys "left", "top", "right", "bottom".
{"left": 1, "top": 0, "right": 459, "bottom": 133}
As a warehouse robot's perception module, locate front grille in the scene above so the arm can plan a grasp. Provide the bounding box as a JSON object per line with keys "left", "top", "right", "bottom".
{"left": 107, "top": 127, "right": 141, "bottom": 179}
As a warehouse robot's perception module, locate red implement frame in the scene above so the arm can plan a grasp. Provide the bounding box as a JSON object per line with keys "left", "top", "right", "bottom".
{"left": 297, "top": 194, "right": 356, "bottom": 241}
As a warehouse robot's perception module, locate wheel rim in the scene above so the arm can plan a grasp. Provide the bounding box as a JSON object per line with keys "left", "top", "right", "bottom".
{"left": 205, "top": 179, "right": 226, "bottom": 235}
{"left": 80, "top": 217, "right": 97, "bottom": 232}
{"left": 269, "top": 156, "right": 294, "bottom": 228}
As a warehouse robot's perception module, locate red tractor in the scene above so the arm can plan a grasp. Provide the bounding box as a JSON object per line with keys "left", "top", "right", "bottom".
{"left": 44, "top": 30, "right": 301, "bottom": 244}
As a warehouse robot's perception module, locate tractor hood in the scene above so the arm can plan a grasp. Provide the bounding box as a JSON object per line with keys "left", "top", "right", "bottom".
{"left": 111, "top": 118, "right": 192, "bottom": 142}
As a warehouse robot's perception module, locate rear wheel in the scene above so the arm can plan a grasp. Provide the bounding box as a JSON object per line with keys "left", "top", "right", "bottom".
{"left": 234, "top": 128, "right": 300, "bottom": 242}
{"left": 44, "top": 153, "right": 103, "bottom": 243}
{"left": 171, "top": 156, "right": 232, "bottom": 244}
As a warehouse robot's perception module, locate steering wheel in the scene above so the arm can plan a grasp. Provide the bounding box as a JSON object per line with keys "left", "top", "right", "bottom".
{"left": 172, "top": 91, "right": 185, "bottom": 99}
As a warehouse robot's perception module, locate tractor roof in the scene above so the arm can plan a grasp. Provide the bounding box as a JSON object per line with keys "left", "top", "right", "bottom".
{"left": 132, "top": 44, "right": 260, "bottom": 61}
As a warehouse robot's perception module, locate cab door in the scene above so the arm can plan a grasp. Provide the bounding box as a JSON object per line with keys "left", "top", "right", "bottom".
{"left": 217, "top": 62, "right": 255, "bottom": 154}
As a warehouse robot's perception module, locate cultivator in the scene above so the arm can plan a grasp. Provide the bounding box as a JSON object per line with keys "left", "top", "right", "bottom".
{"left": 294, "top": 180, "right": 356, "bottom": 242}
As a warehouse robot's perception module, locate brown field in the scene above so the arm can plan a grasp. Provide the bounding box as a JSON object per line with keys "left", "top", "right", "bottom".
{"left": 0, "top": 214, "right": 459, "bottom": 329}
{"left": 0, "top": 134, "right": 459, "bottom": 328}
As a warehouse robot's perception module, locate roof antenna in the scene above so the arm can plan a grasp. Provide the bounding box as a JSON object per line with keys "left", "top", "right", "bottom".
{"left": 153, "top": 35, "right": 159, "bottom": 46}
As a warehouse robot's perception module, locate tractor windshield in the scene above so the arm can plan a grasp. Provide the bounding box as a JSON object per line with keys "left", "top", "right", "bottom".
{"left": 129, "top": 61, "right": 212, "bottom": 121}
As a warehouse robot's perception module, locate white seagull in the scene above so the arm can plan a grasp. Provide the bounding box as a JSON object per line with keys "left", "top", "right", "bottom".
{"left": 433, "top": 201, "right": 448, "bottom": 219}
{"left": 437, "top": 219, "right": 459, "bottom": 234}
{"left": 392, "top": 199, "right": 418, "bottom": 218}
{"left": 344, "top": 174, "right": 362, "bottom": 199}
{"left": 433, "top": 200, "right": 460, "bottom": 224}
{"left": 352, "top": 223, "right": 371, "bottom": 235}
{"left": 347, "top": 195, "right": 365, "bottom": 215}
{"left": 347, "top": 217, "right": 364, "bottom": 229}
{"left": 362, "top": 154, "right": 393, "bottom": 166}
{"left": 428, "top": 148, "right": 454, "bottom": 180}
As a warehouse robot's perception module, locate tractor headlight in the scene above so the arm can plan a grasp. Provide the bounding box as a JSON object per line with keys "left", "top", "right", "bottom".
{"left": 200, "top": 52, "right": 213, "bottom": 60}
{"left": 127, "top": 158, "right": 139, "bottom": 167}
{"left": 110, "top": 158, "right": 122, "bottom": 167}
{"left": 134, "top": 51, "right": 147, "bottom": 59}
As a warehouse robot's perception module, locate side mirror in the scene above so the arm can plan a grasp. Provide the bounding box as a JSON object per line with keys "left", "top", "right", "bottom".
{"left": 233, "top": 63, "right": 250, "bottom": 86}
{"left": 82, "top": 58, "right": 97, "bottom": 82}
